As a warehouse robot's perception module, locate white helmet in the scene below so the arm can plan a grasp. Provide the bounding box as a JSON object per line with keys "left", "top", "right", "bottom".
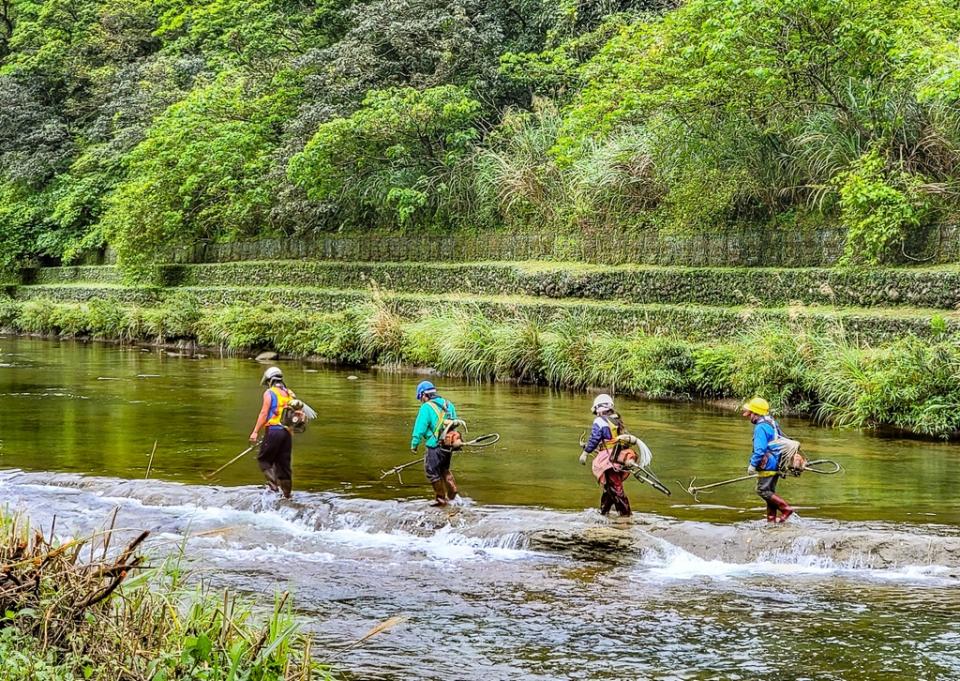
{"left": 592, "top": 393, "right": 614, "bottom": 414}
{"left": 261, "top": 366, "right": 283, "bottom": 386}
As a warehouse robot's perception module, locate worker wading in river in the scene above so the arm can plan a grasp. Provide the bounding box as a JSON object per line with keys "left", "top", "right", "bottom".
{"left": 742, "top": 397, "right": 794, "bottom": 523}
{"left": 249, "top": 366, "right": 304, "bottom": 499}
{"left": 410, "top": 381, "right": 461, "bottom": 507}
{"left": 579, "top": 394, "right": 639, "bottom": 517}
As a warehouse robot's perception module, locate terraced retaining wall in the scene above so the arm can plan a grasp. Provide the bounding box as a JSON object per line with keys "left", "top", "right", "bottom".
{"left": 12, "top": 285, "right": 955, "bottom": 344}
{"left": 25, "top": 261, "right": 960, "bottom": 310}
{"left": 172, "top": 225, "right": 959, "bottom": 266}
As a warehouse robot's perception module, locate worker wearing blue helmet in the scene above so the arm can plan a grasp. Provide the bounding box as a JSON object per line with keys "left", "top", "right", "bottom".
{"left": 410, "top": 380, "right": 460, "bottom": 506}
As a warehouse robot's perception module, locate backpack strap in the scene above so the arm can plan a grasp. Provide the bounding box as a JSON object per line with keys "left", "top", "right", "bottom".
{"left": 425, "top": 399, "right": 450, "bottom": 438}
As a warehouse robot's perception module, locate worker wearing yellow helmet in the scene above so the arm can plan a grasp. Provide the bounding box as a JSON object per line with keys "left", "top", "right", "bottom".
{"left": 742, "top": 397, "right": 794, "bottom": 523}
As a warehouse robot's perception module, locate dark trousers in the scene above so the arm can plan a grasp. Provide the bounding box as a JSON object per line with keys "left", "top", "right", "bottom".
{"left": 258, "top": 426, "right": 292, "bottom": 494}
{"left": 600, "top": 470, "right": 632, "bottom": 517}
{"left": 756, "top": 474, "right": 779, "bottom": 515}
{"left": 424, "top": 445, "right": 452, "bottom": 482}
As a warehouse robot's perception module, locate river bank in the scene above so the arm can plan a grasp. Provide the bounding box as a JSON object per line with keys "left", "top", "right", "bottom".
{"left": 2, "top": 293, "right": 959, "bottom": 438}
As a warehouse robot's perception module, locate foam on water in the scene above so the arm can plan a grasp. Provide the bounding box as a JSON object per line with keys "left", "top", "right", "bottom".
{"left": 0, "top": 470, "right": 537, "bottom": 563}
{"left": 636, "top": 536, "right": 958, "bottom": 584}
{"left": 1, "top": 469, "right": 958, "bottom": 580}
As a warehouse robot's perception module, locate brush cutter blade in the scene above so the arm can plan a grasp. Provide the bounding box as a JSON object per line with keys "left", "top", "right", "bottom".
{"left": 631, "top": 466, "right": 671, "bottom": 496}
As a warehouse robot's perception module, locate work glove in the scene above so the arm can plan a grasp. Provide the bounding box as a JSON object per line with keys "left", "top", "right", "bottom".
{"left": 411, "top": 448, "right": 418, "bottom": 455}
{"left": 747, "top": 465, "right": 757, "bottom": 474}
{"left": 578, "top": 451, "right": 588, "bottom": 465}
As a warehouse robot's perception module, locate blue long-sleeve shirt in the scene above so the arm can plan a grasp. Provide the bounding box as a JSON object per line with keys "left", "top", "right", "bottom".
{"left": 410, "top": 397, "right": 458, "bottom": 450}
{"left": 749, "top": 418, "right": 784, "bottom": 472}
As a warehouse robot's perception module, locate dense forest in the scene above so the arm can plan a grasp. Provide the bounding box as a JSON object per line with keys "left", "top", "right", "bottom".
{"left": 2, "top": 0, "right": 960, "bottom": 273}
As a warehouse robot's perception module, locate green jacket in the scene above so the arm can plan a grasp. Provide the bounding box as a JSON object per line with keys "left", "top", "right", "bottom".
{"left": 410, "top": 397, "right": 458, "bottom": 450}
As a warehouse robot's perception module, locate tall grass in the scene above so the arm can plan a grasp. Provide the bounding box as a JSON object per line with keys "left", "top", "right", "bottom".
{"left": 4, "top": 295, "right": 960, "bottom": 436}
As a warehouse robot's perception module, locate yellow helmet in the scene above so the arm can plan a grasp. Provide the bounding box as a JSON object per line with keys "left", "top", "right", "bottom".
{"left": 742, "top": 397, "right": 770, "bottom": 416}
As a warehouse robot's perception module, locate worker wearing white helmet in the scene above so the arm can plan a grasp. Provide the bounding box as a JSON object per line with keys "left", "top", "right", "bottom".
{"left": 578, "top": 393, "right": 636, "bottom": 517}
{"left": 249, "top": 366, "right": 302, "bottom": 498}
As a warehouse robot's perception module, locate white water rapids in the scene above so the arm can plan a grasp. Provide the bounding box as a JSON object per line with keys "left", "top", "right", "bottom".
{"left": 2, "top": 469, "right": 958, "bottom": 680}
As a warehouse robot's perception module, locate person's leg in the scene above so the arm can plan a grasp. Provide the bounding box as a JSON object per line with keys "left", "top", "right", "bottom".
{"left": 274, "top": 430, "right": 293, "bottom": 499}
{"left": 423, "top": 447, "right": 448, "bottom": 506}
{"left": 608, "top": 472, "right": 632, "bottom": 517}
{"left": 257, "top": 430, "right": 280, "bottom": 491}
{"left": 437, "top": 448, "right": 458, "bottom": 500}
{"left": 765, "top": 500, "right": 778, "bottom": 522}
{"left": 768, "top": 475, "right": 793, "bottom": 522}
{"left": 757, "top": 475, "right": 793, "bottom": 522}
{"left": 599, "top": 487, "right": 614, "bottom": 515}
{"left": 756, "top": 476, "right": 777, "bottom": 521}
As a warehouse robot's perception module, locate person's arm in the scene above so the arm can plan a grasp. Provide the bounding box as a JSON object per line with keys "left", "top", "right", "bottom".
{"left": 748, "top": 424, "right": 770, "bottom": 472}
{"left": 410, "top": 404, "right": 431, "bottom": 451}
{"left": 250, "top": 391, "right": 271, "bottom": 442}
{"left": 584, "top": 421, "right": 608, "bottom": 455}
{"left": 579, "top": 420, "right": 609, "bottom": 464}
{"left": 446, "top": 400, "right": 457, "bottom": 421}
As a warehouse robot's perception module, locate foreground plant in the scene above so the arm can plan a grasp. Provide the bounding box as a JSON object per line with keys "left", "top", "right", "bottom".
{"left": 0, "top": 513, "right": 332, "bottom": 681}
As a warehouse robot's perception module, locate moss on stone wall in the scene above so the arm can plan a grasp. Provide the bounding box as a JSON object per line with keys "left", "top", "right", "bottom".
{"left": 24, "top": 260, "right": 960, "bottom": 310}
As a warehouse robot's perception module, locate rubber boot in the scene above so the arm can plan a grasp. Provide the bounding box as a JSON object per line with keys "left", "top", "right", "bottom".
{"left": 263, "top": 467, "right": 280, "bottom": 493}
{"left": 613, "top": 492, "right": 632, "bottom": 517}
{"left": 442, "top": 470, "right": 459, "bottom": 501}
{"left": 770, "top": 494, "right": 794, "bottom": 523}
{"left": 766, "top": 501, "right": 778, "bottom": 523}
{"left": 430, "top": 480, "right": 448, "bottom": 507}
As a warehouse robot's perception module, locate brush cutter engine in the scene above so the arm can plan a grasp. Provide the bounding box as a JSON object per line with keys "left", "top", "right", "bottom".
{"left": 281, "top": 399, "right": 309, "bottom": 433}
{"left": 774, "top": 436, "right": 807, "bottom": 477}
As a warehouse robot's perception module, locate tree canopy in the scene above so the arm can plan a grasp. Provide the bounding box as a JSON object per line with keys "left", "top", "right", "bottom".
{"left": 1, "top": 0, "right": 959, "bottom": 272}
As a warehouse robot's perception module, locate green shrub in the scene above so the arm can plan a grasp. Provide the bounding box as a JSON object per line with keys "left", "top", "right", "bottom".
{"left": 621, "top": 336, "right": 696, "bottom": 397}
{"left": 727, "top": 322, "right": 817, "bottom": 413}
{"left": 835, "top": 150, "right": 927, "bottom": 265}
{"left": 691, "top": 344, "right": 738, "bottom": 397}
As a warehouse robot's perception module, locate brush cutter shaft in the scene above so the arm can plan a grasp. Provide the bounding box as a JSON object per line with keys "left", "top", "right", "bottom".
{"left": 379, "top": 456, "right": 425, "bottom": 480}
{"left": 693, "top": 473, "right": 757, "bottom": 492}
{"left": 379, "top": 435, "right": 500, "bottom": 482}
{"left": 631, "top": 466, "right": 671, "bottom": 496}
{"left": 203, "top": 442, "right": 260, "bottom": 480}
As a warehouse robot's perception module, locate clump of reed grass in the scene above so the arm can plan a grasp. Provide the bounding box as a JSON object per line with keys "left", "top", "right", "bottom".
{"left": 361, "top": 298, "right": 406, "bottom": 364}
{"left": 5, "top": 294, "right": 960, "bottom": 437}
{"left": 0, "top": 512, "right": 332, "bottom": 681}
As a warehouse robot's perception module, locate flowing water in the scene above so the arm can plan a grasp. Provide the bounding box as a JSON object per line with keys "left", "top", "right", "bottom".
{"left": 1, "top": 336, "right": 959, "bottom": 679}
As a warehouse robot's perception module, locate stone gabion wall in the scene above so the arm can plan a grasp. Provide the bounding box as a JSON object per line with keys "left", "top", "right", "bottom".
{"left": 79, "top": 222, "right": 960, "bottom": 268}
{"left": 173, "top": 229, "right": 852, "bottom": 266}
{"left": 29, "top": 261, "right": 960, "bottom": 310}
{"left": 165, "top": 224, "right": 960, "bottom": 266}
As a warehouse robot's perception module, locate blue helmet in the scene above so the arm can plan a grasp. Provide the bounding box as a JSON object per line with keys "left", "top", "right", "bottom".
{"left": 415, "top": 380, "right": 436, "bottom": 401}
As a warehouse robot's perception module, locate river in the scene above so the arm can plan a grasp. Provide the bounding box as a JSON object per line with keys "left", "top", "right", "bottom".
{"left": 1, "top": 336, "right": 958, "bottom": 679}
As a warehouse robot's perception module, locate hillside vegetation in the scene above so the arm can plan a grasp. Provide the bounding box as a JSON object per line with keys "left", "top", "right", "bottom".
{"left": 3, "top": 0, "right": 960, "bottom": 274}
